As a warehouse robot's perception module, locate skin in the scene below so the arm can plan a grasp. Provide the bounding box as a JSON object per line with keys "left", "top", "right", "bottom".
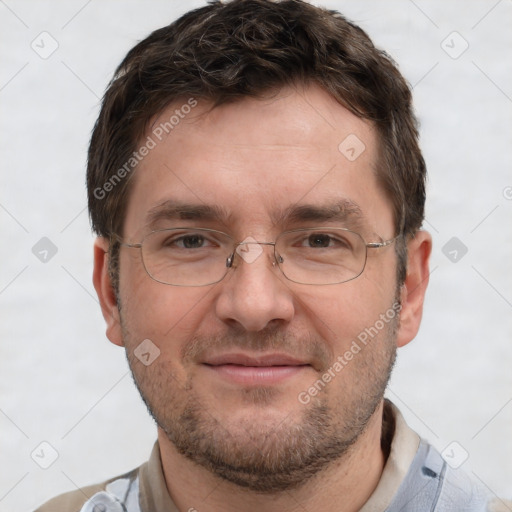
{"left": 93, "top": 84, "right": 431, "bottom": 512}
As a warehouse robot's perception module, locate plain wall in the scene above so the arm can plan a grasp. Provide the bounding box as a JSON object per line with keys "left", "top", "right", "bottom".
{"left": 1, "top": 1, "right": 511, "bottom": 510}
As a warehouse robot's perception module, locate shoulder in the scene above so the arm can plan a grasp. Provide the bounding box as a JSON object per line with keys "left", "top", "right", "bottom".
{"left": 34, "top": 468, "right": 139, "bottom": 512}
{"left": 34, "top": 482, "right": 108, "bottom": 512}
{"left": 394, "top": 439, "right": 507, "bottom": 511}
{"left": 488, "top": 499, "right": 512, "bottom": 512}
{"left": 385, "top": 403, "right": 510, "bottom": 512}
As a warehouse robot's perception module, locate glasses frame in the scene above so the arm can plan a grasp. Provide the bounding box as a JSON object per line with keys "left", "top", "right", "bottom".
{"left": 114, "top": 227, "right": 400, "bottom": 287}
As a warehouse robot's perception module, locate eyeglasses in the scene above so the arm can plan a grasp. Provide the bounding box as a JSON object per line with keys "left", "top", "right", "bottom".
{"left": 116, "top": 227, "right": 399, "bottom": 286}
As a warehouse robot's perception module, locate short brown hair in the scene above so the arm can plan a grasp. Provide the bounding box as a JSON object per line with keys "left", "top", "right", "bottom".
{"left": 87, "top": 0, "right": 426, "bottom": 286}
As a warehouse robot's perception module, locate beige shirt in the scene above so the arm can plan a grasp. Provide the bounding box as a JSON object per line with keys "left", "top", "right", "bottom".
{"left": 34, "top": 402, "right": 510, "bottom": 511}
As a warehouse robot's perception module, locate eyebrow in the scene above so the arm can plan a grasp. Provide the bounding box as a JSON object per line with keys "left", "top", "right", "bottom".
{"left": 274, "top": 199, "right": 365, "bottom": 227}
{"left": 144, "top": 198, "right": 366, "bottom": 231}
{"left": 145, "top": 200, "right": 232, "bottom": 230}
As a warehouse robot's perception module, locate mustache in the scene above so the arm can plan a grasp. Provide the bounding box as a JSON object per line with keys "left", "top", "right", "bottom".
{"left": 181, "top": 325, "right": 333, "bottom": 372}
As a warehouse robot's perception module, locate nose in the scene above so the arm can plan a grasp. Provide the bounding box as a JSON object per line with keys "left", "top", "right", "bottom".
{"left": 215, "top": 242, "right": 295, "bottom": 332}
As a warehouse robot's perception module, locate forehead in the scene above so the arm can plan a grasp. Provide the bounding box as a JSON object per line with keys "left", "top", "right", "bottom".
{"left": 124, "top": 84, "right": 393, "bottom": 237}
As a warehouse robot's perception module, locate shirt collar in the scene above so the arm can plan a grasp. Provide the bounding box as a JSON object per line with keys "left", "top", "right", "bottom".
{"left": 138, "top": 442, "right": 180, "bottom": 512}
{"left": 359, "top": 399, "right": 421, "bottom": 512}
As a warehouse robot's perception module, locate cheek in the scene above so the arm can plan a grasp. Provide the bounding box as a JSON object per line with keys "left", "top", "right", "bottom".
{"left": 121, "top": 290, "right": 218, "bottom": 366}
{"left": 294, "top": 282, "right": 395, "bottom": 352}
{"left": 119, "top": 253, "right": 216, "bottom": 351}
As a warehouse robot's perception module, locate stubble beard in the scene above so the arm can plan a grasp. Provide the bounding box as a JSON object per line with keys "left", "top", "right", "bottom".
{"left": 122, "top": 305, "right": 398, "bottom": 493}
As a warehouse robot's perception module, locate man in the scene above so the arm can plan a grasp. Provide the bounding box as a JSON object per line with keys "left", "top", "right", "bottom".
{"left": 36, "top": 1, "right": 507, "bottom": 510}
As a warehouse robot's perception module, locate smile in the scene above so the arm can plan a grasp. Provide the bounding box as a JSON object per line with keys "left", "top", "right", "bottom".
{"left": 202, "top": 353, "right": 312, "bottom": 385}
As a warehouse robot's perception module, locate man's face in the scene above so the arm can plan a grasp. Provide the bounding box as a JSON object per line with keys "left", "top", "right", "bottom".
{"left": 111, "top": 85, "right": 401, "bottom": 491}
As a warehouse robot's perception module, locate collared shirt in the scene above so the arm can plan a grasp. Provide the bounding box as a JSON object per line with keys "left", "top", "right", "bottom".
{"left": 34, "top": 401, "right": 509, "bottom": 512}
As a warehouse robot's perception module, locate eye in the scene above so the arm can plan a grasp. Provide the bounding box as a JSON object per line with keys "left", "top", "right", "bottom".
{"left": 307, "top": 233, "right": 332, "bottom": 248}
{"left": 301, "top": 232, "right": 352, "bottom": 250}
{"left": 160, "top": 232, "right": 216, "bottom": 250}
{"left": 175, "top": 234, "right": 208, "bottom": 249}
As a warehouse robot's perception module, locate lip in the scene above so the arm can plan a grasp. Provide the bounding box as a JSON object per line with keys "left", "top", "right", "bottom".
{"left": 202, "top": 352, "right": 311, "bottom": 385}
{"left": 203, "top": 352, "right": 308, "bottom": 367}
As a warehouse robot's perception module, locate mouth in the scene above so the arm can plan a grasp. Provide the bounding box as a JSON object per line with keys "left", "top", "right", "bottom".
{"left": 202, "top": 353, "right": 312, "bottom": 385}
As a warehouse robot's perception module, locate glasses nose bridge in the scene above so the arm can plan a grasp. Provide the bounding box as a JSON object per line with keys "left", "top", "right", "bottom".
{"left": 227, "top": 240, "right": 280, "bottom": 269}
{"left": 237, "top": 240, "right": 276, "bottom": 248}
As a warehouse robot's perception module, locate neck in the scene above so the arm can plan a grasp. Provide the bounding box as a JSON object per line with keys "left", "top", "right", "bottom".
{"left": 158, "top": 400, "right": 387, "bottom": 512}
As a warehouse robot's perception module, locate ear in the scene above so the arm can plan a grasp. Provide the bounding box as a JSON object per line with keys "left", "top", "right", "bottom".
{"left": 93, "top": 237, "right": 124, "bottom": 347}
{"left": 396, "top": 230, "right": 432, "bottom": 348}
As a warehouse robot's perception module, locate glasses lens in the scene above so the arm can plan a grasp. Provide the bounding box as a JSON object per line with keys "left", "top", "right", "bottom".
{"left": 141, "top": 229, "right": 232, "bottom": 286}
{"left": 276, "top": 228, "right": 367, "bottom": 285}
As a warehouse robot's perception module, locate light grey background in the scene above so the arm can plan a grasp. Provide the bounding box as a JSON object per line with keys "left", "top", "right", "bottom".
{"left": 1, "top": 1, "right": 511, "bottom": 510}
